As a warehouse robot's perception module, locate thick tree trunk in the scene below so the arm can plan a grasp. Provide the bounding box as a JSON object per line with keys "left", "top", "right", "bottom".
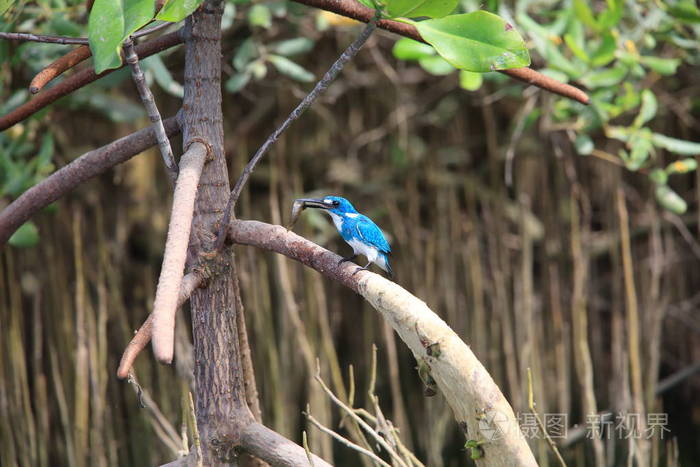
{"left": 181, "top": 0, "right": 254, "bottom": 463}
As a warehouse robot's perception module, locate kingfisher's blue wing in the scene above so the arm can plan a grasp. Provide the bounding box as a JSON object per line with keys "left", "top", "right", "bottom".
{"left": 354, "top": 215, "right": 391, "bottom": 254}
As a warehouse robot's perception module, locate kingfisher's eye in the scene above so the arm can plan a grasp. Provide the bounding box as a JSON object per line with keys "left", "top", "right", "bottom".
{"left": 333, "top": 200, "right": 340, "bottom": 206}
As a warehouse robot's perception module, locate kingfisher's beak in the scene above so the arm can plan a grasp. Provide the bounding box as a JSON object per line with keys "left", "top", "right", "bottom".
{"left": 296, "top": 198, "right": 332, "bottom": 210}
{"left": 287, "top": 198, "right": 331, "bottom": 231}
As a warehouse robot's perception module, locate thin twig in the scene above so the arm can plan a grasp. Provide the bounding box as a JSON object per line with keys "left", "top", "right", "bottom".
{"left": 188, "top": 391, "right": 203, "bottom": 467}
{"left": 305, "top": 411, "right": 391, "bottom": 467}
{"left": 213, "top": 12, "right": 380, "bottom": 251}
{"left": 314, "top": 360, "right": 409, "bottom": 467}
{"left": 123, "top": 38, "right": 179, "bottom": 180}
{"left": 0, "top": 31, "right": 88, "bottom": 44}
{"left": 0, "top": 30, "right": 183, "bottom": 131}
{"left": 302, "top": 431, "right": 316, "bottom": 467}
{"left": 526, "top": 368, "right": 567, "bottom": 467}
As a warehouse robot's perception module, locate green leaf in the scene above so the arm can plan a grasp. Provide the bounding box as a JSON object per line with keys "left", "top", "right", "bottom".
{"left": 564, "top": 33, "right": 589, "bottom": 63}
{"left": 632, "top": 90, "right": 657, "bottom": 129}
{"left": 384, "top": 0, "right": 458, "bottom": 19}
{"left": 9, "top": 222, "right": 39, "bottom": 248}
{"left": 572, "top": 0, "right": 598, "bottom": 30}
{"left": 597, "top": 0, "right": 623, "bottom": 29}
{"left": 143, "top": 55, "right": 184, "bottom": 97}
{"left": 88, "top": 0, "right": 155, "bottom": 74}
{"left": 248, "top": 4, "right": 272, "bottom": 28}
{"left": 270, "top": 38, "right": 315, "bottom": 56}
{"left": 655, "top": 185, "right": 687, "bottom": 214}
{"left": 574, "top": 134, "right": 594, "bottom": 155}
{"left": 606, "top": 125, "right": 633, "bottom": 143}
{"left": 626, "top": 133, "right": 653, "bottom": 170}
{"left": 651, "top": 133, "right": 700, "bottom": 155}
{"left": 459, "top": 70, "right": 483, "bottom": 91}
{"left": 640, "top": 56, "right": 680, "bottom": 75}
{"left": 268, "top": 55, "right": 314, "bottom": 82}
{"left": 225, "top": 72, "right": 251, "bottom": 93}
{"left": 392, "top": 37, "right": 435, "bottom": 60}
{"left": 649, "top": 169, "right": 667, "bottom": 185}
{"left": 412, "top": 11, "right": 530, "bottom": 73}
{"left": 666, "top": 158, "right": 698, "bottom": 174}
{"left": 579, "top": 65, "right": 627, "bottom": 88}
{"left": 590, "top": 33, "right": 616, "bottom": 67}
{"left": 157, "top": 0, "right": 203, "bottom": 22}
{"left": 668, "top": 1, "right": 700, "bottom": 23}
{"left": 88, "top": 0, "right": 127, "bottom": 73}
{"left": 234, "top": 38, "right": 257, "bottom": 70}
{"left": 418, "top": 55, "right": 455, "bottom": 75}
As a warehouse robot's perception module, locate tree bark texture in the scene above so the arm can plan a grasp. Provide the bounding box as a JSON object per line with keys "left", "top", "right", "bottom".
{"left": 181, "top": 1, "right": 253, "bottom": 462}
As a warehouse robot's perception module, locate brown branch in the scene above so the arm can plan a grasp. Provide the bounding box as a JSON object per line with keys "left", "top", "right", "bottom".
{"left": 239, "top": 422, "right": 332, "bottom": 467}
{"left": 290, "top": 0, "right": 589, "bottom": 104}
{"left": 29, "top": 45, "right": 92, "bottom": 94}
{"left": 0, "top": 115, "right": 181, "bottom": 246}
{"left": 117, "top": 271, "right": 204, "bottom": 379}
{"left": 0, "top": 30, "right": 184, "bottom": 132}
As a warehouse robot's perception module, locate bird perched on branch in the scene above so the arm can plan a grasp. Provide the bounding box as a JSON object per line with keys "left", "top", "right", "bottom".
{"left": 295, "top": 196, "right": 393, "bottom": 277}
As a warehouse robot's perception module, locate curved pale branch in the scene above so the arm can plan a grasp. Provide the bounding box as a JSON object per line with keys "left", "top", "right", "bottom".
{"left": 229, "top": 220, "right": 537, "bottom": 467}
{"left": 117, "top": 271, "right": 204, "bottom": 379}
{"left": 0, "top": 30, "right": 183, "bottom": 131}
{"left": 291, "top": 0, "right": 589, "bottom": 105}
{"left": 0, "top": 115, "right": 181, "bottom": 246}
{"left": 151, "top": 142, "right": 209, "bottom": 364}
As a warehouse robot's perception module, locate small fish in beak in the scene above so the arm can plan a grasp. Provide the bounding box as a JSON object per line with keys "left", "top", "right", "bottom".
{"left": 286, "top": 198, "right": 331, "bottom": 230}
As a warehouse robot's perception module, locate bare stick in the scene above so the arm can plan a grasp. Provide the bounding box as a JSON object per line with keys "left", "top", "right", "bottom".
{"left": 239, "top": 422, "right": 332, "bottom": 467}
{"left": 526, "top": 368, "right": 567, "bottom": 467}
{"left": 0, "top": 115, "right": 181, "bottom": 245}
{"left": 0, "top": 30, "right": 183, "bottom": 131}
{"left": 152, "top": 142, "right": 209, "bottom": 364}
{"left": 314, "top": 360, "right": 409, "bottom": 467}
{"left": 229, "top": 220, "right": 537, "bottom": 467}
{"left": 188, "top": 391, "right": 204, "bottom": 467}
{"left": 116, "top": 271, "right": 204, "bottom": 379}
{"left": 305, "top": 411, "right": 391, "bottom": 467}
{"left": 29, "top": 45, "right": 92, "bottom": 94}
{"left": 213, "top": 13, "right": 380, "bottom": 250}
{"left": 291, "top": 0, "right": 589, "bottom": 104}
{"left": 124, "top": 38, "right": 179, "bottom": 180}
{"left": 0, "top": 31, "right": 88, "bottom": 44}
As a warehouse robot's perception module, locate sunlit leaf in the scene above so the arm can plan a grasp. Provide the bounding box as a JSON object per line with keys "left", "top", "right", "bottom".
{"left": 668, "top": 1, "right": 700, "bottom": 23}
{"left": 655, "top": 185, "right": 687, "bottom": 214}
{"left": 9, "top": 221, "right": 39, "bottom": 248}
{"left": 579, "top": 65, "right": 627, "bottom": 88}
{"left": 640, "top": 56, "right": 680, "bottom": 75}
{"left": 156, "top": 0, "right": 203, "bottom": 22}
{"left": 412, "top": 11, "right": 530, "bottom": 73}
{"left": 574, "top": 134, "right": 593, "bottom": 155}
{"left": 271, "top": 38, "right": 315, "bottom": 56}
{"left": 234, "top": 38, "right": 257, "bottom": 70}
{"left": 666, "top": 158, "right": 698, "bottom": 174}
{"left": 392, "top": 37, "right": 435, "bottom": 60}
{"left": 418, "top": 55, "right": 455, "bottom": 75}
{"left": 248, "top": 4, "right": 272, "bottom": 28}
{"left": 590, "top": 33, "right": 616, "bottom": 67}
{"left": 632, "top": 90, "right": 657, "bottom": 129}
{"left": 651, "top": 133, "right": 700, "bottom": 155}
{"left": 225, "top": 72, "right": 251, "bottom": 93}
{"left": 458, "top": 70, "right": 483, "bottom": 91}
{"left": 268, "top": 55, "right": 314, "bottom": 82}
{"left": 384, "top": 0, "right": 457, "bottom": 19}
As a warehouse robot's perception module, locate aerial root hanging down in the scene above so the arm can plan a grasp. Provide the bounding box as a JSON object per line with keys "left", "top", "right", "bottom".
{"left": 151, "top": 141, "right": 209, "bottom": 365}
{"left": 228, "top": 220, "right": 538, "bottom": 467}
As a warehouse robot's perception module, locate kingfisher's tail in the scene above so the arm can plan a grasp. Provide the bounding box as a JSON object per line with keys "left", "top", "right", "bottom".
{"left": 377, "top": 252, "right": 393, "bottom": 279}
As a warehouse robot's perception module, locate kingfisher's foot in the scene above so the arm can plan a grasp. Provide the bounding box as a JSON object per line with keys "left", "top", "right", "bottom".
{"left": 353, "top": 263, "right": 372, "bottom": 276}
{"left": 338, "top": 255, "right": 357, "bottom": 266}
